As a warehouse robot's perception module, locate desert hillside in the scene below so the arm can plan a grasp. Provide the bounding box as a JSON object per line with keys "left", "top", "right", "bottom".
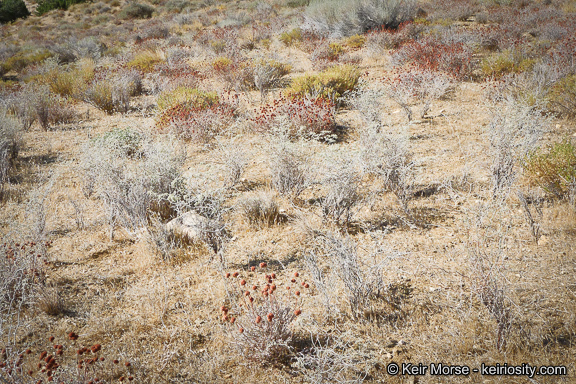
{"left": 1, "top": 0, "right": 576, "bottom": 383}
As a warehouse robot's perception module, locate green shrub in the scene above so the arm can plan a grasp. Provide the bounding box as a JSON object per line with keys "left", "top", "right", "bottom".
{"left": 547, "top": 74, "right": 576, "bottom": 117}
{"left": 36, "top": 0, "right": 86, "bottom": 15}
{"left": 0, "top": 0, "right": 30, "bottom": 23}
{"left": 279, "top": 28, "right": 302, "bottom": 47}
{"left": 156, "top": 87, "right": 219, "bottom": 112}
{"left": 127, "top": 50, "right": 165, "bottom": 72}
{"left": 345, "top": 34, "right": 366, "bottom": 49}
{"left": 118, "top": 2, "right": 155, "bottom": 19}
{"left": 2, "top": 49, "right": 52, "bottom": 72}
{"left": 524, "top": 139, "right": 576, "bottom": 198}
{"left": 287, "top": 64, "right": 361, "bottom": 102}
{"left": 286, "top": 0, "right": 309, "bottom": 7}
{"left": 94, "top": 128, "right": 144, "bottom": 158}
{"left": 481, "top": 50, "right": 536, "bottom": 78}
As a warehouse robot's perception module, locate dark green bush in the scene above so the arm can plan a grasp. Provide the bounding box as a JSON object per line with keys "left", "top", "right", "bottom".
{"left": 0, "top": 0, "right": 30, "bottom": 23}
{"left": 118, "top": 2, "right": 155, "bottom": 19}
{"left": 36, "top": 0, "right": 86, "bottom": 15}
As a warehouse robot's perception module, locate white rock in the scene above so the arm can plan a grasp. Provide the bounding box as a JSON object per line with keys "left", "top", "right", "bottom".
{"left": 166, "top": 211, "right": 211, "bottom": 243}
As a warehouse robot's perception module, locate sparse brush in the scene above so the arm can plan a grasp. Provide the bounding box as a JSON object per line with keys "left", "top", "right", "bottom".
{"left": 213, "top": 139, "right": 248, "bottom": 188}
{"left": 306, "top": 231, "right": 386, "bottom": 321}
{"left": 0, "top": 112, "right": 21, "bottom": 199}
{"left": 320, "top": 168, "right": 362, "bottom": 227}
{"left": 487, "top": 97, "right": 547, "bottom": 200}
{"left": 386, "top": 67, "right": 454, "bottom": 121}
{"left": 269, "top": 132, "right": 312, "bottom": 197}
{"left": 252, "top": 59, "right": 292, "bottom": 100}
{"left": 466, "top": 205, "right": 515, "bottom": 351}
{"left": 8, "top": 83, "right": 77, "bottom": 130}
{"left": 80, "top": 134, "right": 186, "bottom": 240}
{"left": 147, "top": 214, "right": 185, "bottom": 261}
{"left": 303, "top": 0, "right": 416, "bottom": 38}
{"left": 237, "top": 192, "right": 282, "bottom": 228}
{"left": 358, "top": 123, "right": 413, "bottom": 213}
{"left": 1, "top": 239, "right": 49, "bottom": 344}
{"left": 294, "top": 331, "right": 371, "bottom": 383}
{"left": 517, "top": 190, "right": 543, "bottom": 244}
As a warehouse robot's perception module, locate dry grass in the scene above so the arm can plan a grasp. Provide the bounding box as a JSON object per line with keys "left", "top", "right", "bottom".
{"left": 1, "top": 1, "right": 576, "bottom": 383}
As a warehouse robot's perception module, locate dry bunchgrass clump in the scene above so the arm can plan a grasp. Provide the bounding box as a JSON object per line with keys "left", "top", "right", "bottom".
{"left": 127, "top": 49, "right": 166, "bottom": 72}
{"left": 237, "top": 192, "right": 283, "bottom": 228}
{"left": 35, "top": 283, "right": 65, "bottom": 316}
{"left": 85, "top": 69, "right": 143, "bottom": 114}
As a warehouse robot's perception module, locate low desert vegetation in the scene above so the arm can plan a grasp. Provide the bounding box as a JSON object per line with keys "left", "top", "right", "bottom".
{"left": 1, "top": 0, "right": 576, "bottom": 382}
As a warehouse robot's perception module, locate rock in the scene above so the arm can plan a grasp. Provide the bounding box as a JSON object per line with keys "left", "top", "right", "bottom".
{"left": 166, "top": 211, "right": 211, "bottom": 244}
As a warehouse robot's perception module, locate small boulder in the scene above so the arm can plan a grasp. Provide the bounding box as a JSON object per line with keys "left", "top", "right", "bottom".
{"left": 166, "top": 211, "right": 211, "bottom": 244}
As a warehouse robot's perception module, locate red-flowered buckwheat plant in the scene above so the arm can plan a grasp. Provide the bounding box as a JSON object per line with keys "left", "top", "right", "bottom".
{"left": 391, "top": 36, "right": 473, "bottom": 80}
{"left": 1, "top": 240, "right": 50, "bottom": 318}
{"left": 0, "top": 333, "right": 134, "bottom": 383}
{"left": 156, "top": 91, "right": 239, "bottom": 143}
{"left": 251, "top": 94, "right": 336, "bottom": 140}
{"left": 219, "top": 264, "right": 309, "bottom": 364}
